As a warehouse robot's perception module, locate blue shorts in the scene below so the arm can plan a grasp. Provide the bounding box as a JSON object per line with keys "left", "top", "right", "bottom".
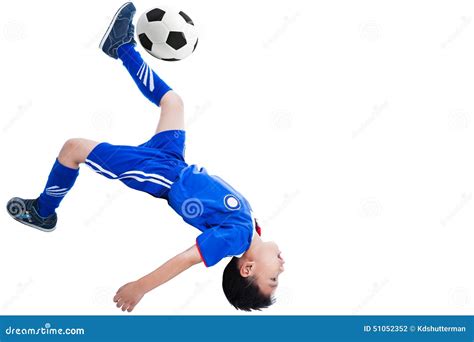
{"left": 85, "top": 130, "right": 188, "bottom": 199}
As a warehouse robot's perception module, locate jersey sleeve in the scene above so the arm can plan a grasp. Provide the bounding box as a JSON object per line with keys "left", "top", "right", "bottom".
{"left": 196, "top": 225, "right": 250, "bottom": 267}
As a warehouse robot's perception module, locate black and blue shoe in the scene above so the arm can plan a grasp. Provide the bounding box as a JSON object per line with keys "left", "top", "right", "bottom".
{"left": 6, "top": 197, "right": 57, "bottom": 232}
{"left": 99, "top": 2, "right": 137, "bottom": 59}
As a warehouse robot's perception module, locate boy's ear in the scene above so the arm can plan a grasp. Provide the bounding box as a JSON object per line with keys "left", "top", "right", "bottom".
{"left": 239, "top": 261, "right": 256, "bottom": 278}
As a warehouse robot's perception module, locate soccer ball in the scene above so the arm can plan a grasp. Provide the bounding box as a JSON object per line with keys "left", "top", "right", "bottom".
{"left": 136, "top": 7, "right": 198, "bottom": 61}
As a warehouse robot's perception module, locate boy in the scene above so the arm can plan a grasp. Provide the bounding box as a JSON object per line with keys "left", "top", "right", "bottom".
{"left": 6, "top": 2, "right": 284, "bottom": 312}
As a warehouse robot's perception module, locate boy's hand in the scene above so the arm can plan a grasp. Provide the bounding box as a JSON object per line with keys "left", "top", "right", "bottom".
{"left": 113, "top": 281, "right": 145, "bottom": 312}
{"left": 112, "top": 245, "right": 201, "bottom": 312}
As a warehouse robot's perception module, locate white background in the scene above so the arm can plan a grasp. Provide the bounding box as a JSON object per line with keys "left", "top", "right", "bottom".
{"left": 1, "top": 0, "right": 474, "bottom": 315}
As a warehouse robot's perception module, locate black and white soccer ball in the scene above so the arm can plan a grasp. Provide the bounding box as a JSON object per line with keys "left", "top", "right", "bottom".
{"left": 136, "top": 7, "right": 198, "bottom": 61}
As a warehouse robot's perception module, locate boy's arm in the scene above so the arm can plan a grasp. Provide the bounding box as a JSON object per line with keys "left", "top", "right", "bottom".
{"left": 113, "top": 244, "right": 202, "bottom": 312}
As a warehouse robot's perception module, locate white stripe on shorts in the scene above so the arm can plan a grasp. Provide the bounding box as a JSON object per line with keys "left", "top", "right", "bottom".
{"left": 85, "top": 159, "right": 118, "bottom": 178}
{"left": 117, "top": 175, "right": 171, "bottom": 189}
{"left": 85, "top": 159, "right": 173, "bottom": 189}
{"left": 120, "top": 170, "right": 173, "bottom": 185}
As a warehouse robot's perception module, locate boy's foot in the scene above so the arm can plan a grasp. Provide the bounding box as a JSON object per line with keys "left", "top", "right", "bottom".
{"left": 6, "top": 197, "right": 57, "bottom": 232}
{"left": 100, "top": 2, "right": 137, "bottom": 59}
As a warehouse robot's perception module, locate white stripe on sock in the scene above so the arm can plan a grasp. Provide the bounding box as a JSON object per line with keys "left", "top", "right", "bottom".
{"left": 143, "top": 64, "right": 149, "bottom": 87}
{"left": 137, "top": 62, "right": 145, "bottom": 76}
{"left": 139, "top": 62, "right": 146, "bottom": 80}
{"left": 149, "top": 66, "right": 154, "bottom": 92}
{"left": 46, "top": 191, "right": 69, "bottom": 197}
{"left": 46, "top": 187, "right": 68, "bottom": 193}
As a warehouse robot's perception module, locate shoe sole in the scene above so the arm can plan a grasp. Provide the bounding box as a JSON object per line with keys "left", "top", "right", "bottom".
{"left": 6, "top": 198, "right": 56, "bottom": 233}
{"left": 7, "top": 211, "right": 57, "bottom": 232}
{"left": 99, "top": 2, "right": 133, "bottom": 50}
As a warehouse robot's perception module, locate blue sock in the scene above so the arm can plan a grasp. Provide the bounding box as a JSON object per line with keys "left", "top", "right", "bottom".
{"left": 37, "top": 158, "right": 79, "bottom": 218}
{"left": 117, "top": 43, "right": 172, "bottom": 106}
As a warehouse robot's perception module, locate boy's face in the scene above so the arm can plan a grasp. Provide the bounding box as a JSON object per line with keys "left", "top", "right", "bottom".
{"left": 252, "top": 241, "right": 285, "bottom": 296}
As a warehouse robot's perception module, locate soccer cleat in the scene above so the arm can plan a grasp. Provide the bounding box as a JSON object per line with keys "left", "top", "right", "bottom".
{"left": 6, "top": 197, "right": 57, "bottom": 232}
{"left": 100, "top": 2, "right": 137, "bottom": 59}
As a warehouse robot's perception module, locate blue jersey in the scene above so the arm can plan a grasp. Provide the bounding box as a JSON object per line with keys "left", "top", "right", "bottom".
{"left": 86, "top": 130, "right": 259, "bottom": 267}
{"left": 167, "top": 164, "right": 256, "bottom": 267}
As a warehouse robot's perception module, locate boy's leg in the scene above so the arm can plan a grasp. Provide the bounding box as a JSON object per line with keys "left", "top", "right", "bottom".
{"left": 7, "top": 138, "right": 98, "bottom": 231}
{"left": 57, "top": 138, "right": 100, "bottom": 169}
{"left": 116, "top": 43, "right": 185, "bottom": 134}
{"left": 36, "top": 138, "right": 99, "bottom": 216}
{"left": 155, "top": 91, "right": 184, "bottom": 134}
{"left": 99, "top": 3, "right": 184, "bottom": 134}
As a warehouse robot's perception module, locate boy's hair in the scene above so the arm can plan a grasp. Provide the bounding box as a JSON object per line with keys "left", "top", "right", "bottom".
{"left": 222, "top": 257, "right": 275, "bottom": 311}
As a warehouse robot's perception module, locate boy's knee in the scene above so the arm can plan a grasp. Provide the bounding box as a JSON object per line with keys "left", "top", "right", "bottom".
{"left": 160, "top": 91, "right": 184, "bottom": 110}
{"left": 62, "top": 138, "right": 83, "bottom": 153}
{"left": 59, "top": 138, "right": 86, "bottom": 166}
